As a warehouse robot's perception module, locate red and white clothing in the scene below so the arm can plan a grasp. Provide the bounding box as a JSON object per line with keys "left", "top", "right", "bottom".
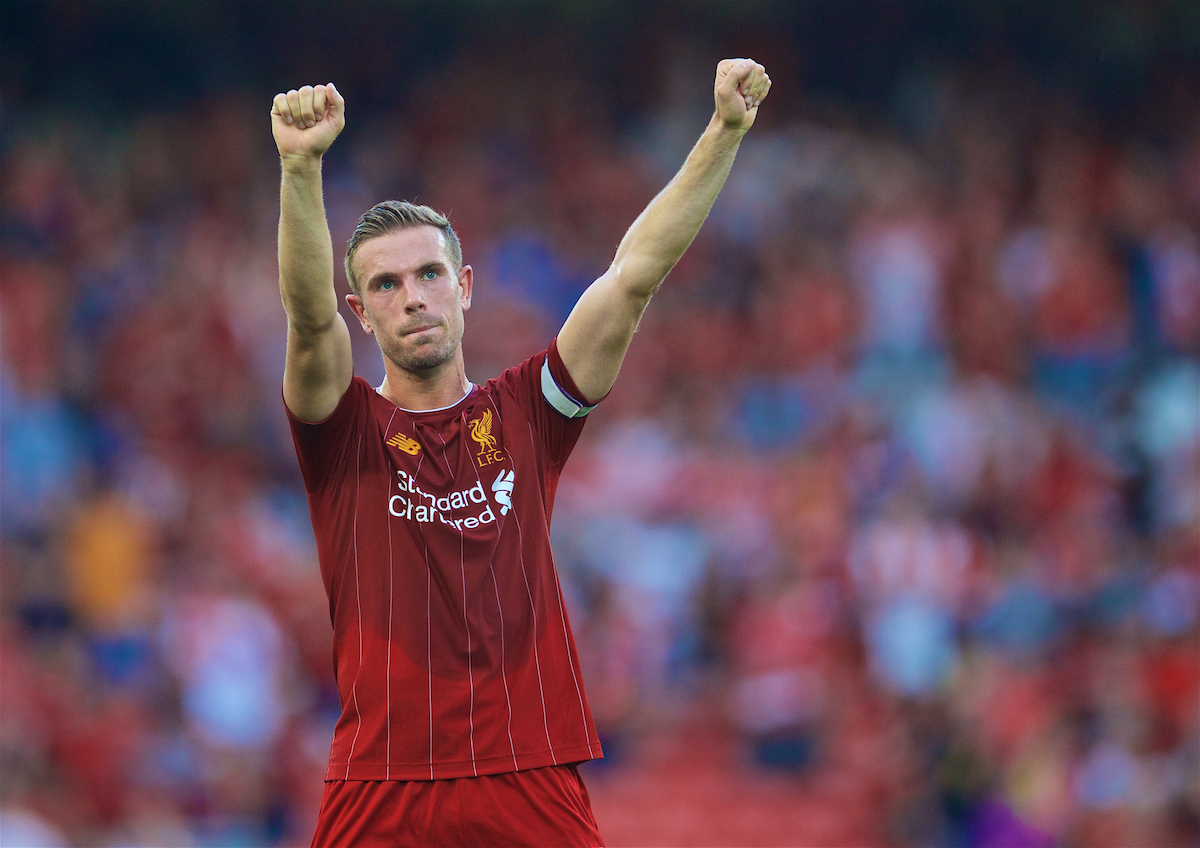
{"left": 310, "top": 765, "right": 603, "bottom": 847}
{"left": 287, "top": 339, "right": 603, "bottom": 783}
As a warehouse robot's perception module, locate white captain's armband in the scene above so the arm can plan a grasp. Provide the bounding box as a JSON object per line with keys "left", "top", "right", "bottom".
{"left": 541, "top": 358, "right": 597, "bottom": 418}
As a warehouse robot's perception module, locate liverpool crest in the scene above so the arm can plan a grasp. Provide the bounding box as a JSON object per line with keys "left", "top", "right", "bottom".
{"left": 468, "top": 410, "right": 504, "bottom": 468}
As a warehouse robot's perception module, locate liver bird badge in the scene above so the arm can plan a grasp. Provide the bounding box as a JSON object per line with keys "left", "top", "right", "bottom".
{"left": 468, "top": 409, "right": 503, "bottom": 468}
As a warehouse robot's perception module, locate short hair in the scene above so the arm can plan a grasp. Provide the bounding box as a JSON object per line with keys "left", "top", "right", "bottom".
{"left": 344, "top": 200, "right": 462, "bottom": 294}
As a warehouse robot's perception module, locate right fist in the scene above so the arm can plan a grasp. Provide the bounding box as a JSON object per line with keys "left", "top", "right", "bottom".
{"left": 271, "top": 83, "right": 345, "bottom": 161}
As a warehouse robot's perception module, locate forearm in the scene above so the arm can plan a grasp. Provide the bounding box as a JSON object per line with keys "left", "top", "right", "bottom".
{"left": 278, "top": 157, "right": 339, "bottom": 332}
{"left": 556, "top": 59, "right": 768, "bottom": 401}
{"left": 609, "top": 116, "right": 745, "bottom": 299}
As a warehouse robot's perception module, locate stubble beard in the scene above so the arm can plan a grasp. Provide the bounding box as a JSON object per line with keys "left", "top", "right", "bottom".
{"left": 380, "top": 322, "right": 463, "bottom": 374}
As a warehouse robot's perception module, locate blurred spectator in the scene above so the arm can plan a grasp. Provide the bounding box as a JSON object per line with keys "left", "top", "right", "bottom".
{"left": 2, "top": 5, "right": 1197, "bottom": 846}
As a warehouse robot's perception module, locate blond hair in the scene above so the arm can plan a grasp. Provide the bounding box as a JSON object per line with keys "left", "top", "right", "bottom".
{"left": 344, "top": 200, "right": 462, "bottom": 294}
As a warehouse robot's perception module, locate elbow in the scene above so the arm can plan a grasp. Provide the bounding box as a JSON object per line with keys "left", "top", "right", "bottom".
{"left": 280, "top": 290, "right": 341, "bottom": 335}
{"left": 608, "top": 257, "right": 673, "bottom": 302}
{"left": 285, "top": 307, "right": 341, "bottom": 338}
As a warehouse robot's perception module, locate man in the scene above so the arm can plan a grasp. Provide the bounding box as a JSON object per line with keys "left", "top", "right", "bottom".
{"left": 272, "top": 57, "right": 770, "bottom": 847}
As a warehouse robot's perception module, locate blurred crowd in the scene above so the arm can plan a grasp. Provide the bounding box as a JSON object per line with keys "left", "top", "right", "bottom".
{"left": 2, "top": 20, "right": 1199, "bottom": 848}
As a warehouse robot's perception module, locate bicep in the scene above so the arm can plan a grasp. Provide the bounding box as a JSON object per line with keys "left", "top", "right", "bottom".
{"left": 556, "top": 269, "right": 652, "bottom": 402}
{"left": 283, "top": 313, "right": 355, "bottom": 423}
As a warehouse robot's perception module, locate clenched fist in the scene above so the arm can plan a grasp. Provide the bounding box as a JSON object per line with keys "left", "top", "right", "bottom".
{"left": 271, "top": 83, "right": 346, "bottom": 162}
{"left": 714, "top": 59, "right": 771, "bottom": 132}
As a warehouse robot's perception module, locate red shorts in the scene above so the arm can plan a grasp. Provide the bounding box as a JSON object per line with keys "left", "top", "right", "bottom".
{"left": 309, "top": 764, "right": 605, "bottom": 847}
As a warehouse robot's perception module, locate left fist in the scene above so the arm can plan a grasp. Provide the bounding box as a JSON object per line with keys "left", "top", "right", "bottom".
{"left": 714, "top": 58, "right": 771, "bottom": 132}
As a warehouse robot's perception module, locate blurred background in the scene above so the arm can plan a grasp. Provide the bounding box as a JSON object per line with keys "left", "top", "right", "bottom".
{"left": 1, "top": 1, "right": 1198, "bottom": 846}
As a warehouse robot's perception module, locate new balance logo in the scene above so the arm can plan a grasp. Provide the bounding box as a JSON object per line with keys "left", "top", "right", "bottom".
{"left": 386, "top": 432, "right": 422, "bottom": 455}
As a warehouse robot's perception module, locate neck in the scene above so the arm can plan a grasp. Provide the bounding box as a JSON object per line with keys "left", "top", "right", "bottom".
{"left": 378, "top": 351, "right": 471, "bottom": 411}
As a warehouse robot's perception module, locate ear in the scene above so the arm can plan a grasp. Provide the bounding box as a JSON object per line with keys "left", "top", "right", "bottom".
{"left": 457, "top": 265, "right": 474, "bottom": 311}
{"left": 346, "top": 293, "right": 374, "bottom": 335}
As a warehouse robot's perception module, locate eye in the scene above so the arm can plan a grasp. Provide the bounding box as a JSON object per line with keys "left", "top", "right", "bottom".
{"left": 422, "top": 270, "right": 438, "bottom": 280}
{"left": 379, "top": 280, "right": 395, "bottom": 290}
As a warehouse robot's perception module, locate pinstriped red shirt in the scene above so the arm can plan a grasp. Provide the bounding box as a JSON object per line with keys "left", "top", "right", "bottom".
{"left": 287, "top": 340, "right": 603, "bottom": 781}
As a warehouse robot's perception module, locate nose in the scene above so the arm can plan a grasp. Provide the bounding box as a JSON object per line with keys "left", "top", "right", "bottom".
{"left": 402, "top": 278, "right": 426, "bottom": 313}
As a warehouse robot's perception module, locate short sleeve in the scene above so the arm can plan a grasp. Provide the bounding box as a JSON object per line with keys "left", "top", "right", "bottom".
{"left": 285, "top": 377, "right": 368, "bottom": 493}
{"left": 492, "top": 339, "right": 602, "bottom": 471}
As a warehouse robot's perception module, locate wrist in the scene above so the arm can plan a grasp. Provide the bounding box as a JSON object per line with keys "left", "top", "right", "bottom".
{"left": 279, "top": 152, "right": 324, "bottom": 175}
{"left": 707, "top": 113, "right": 749, "bottom": 140}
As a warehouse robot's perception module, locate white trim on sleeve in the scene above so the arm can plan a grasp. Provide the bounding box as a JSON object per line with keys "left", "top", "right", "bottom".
{"left": 541, "top": 358, "right": 596, "bottom": 418}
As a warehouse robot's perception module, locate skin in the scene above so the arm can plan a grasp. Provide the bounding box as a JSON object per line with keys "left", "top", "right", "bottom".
{"left": 346, "top": 226, "right": 474, "bottom": 409}
{"left": 272, "top": 59, "right": 771, "bottom": 420}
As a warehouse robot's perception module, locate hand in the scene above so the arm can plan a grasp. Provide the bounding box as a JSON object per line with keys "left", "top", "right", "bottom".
{"left": 271, "top": 83, "right": 346, "bottom": 162}
{"left": 713, "top": 59, "right": 771, "bottom": 132}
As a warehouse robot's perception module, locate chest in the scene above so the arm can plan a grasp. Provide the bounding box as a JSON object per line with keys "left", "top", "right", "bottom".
{"left": 371, "top": 399, "right": 537, "bottom": 536}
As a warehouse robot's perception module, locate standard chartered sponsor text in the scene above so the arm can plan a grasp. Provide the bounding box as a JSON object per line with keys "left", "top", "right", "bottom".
{"left": 389, "top": 468, "right": 507, "bottom": 530}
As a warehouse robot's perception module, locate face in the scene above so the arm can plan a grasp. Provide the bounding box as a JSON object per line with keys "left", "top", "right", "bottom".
{"left": 346, "top": 226, "right": 473, "bottom": 374}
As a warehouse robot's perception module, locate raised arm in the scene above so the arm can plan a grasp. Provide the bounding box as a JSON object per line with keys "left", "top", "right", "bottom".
{"left": 556, "top": 59, "right": 771, "bottom": 402}
{"left": 272, "top": 83, "right": 354, "bottom": 423}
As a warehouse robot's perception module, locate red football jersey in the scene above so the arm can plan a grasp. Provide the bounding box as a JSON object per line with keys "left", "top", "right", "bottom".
{"left": 287, "top": 340, "right": 603, "bottom": 781}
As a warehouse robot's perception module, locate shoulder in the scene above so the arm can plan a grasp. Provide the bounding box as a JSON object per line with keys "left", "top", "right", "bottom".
{"left": 286, "top": 375, "right": 375, "bottom": 430}
{"left": 480, "top": 342, "right": 598, "bottom": 419}
{"left": 285, "top": 376, "right": 379, "bottom": 493}
{"left": 481, "top": 348, "right": 547, "bottom": 401}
